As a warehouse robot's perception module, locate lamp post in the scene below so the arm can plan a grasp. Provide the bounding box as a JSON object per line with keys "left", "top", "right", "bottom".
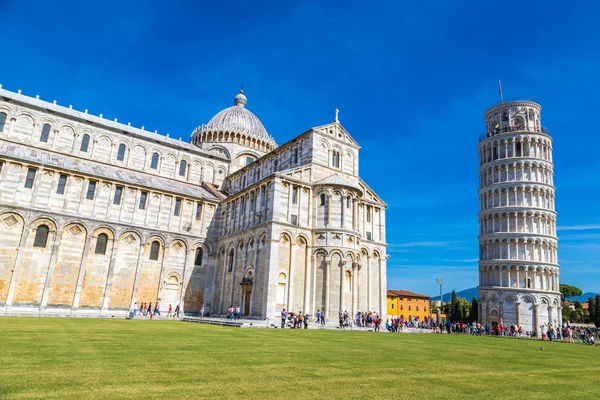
{"left": 436, "top": 278, "right": 444, "bottom": 304}
{"left": 436, "top": 278, "right": 444, "bottom": 324}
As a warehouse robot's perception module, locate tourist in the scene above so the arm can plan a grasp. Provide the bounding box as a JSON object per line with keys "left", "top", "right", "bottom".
{"left": 281, "top": 308, "right": 287, "bottom": 328}
{"left": 338, "top": 310, "right": 344, "bottom": 329}
{"left": 316, "top": 309, "right": 321, "bottom": 326}
{"left": 174, "top": 304, "right": 180, "bottom": 318}
{"left": 154, "top": 302, "right": 161, "bottom": 316}
{"left": 133, "top": 302, "right": 138, "bottom": 317}
{"left": 303, "top": 313, "right": 309, "bottom": 329}
{"left": 374, "top": 314, "right": 381, "bottom": 332}
{"left": 167, "top": 304, "right": 172, "bottom": 318}
{"left": 200, "top": 306, "right": 205, "bottom": 319}
{"left": 235, "top": 305, "right": 241, "bottom": 320}
{"left": 320, "top": 310, "right": 326, "bottom": 325}
{"left": 147, "top": 302, "right": 153, "bottom": 317}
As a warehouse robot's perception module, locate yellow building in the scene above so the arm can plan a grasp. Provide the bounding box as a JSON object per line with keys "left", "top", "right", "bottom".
{"left": 387, "top": 290, "right": 431, "bottom": 321}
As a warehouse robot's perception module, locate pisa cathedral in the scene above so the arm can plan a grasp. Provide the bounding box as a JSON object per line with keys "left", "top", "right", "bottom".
{"left": 0, "top": 87, "right": 387, "bottom": 320}
{"left": 478, "top": 100, "right": 561, "bottom": 335}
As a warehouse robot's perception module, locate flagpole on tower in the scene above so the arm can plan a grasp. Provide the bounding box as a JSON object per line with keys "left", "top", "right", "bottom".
{"left": 498, "top": 79, "right": 504, "bottom": 104}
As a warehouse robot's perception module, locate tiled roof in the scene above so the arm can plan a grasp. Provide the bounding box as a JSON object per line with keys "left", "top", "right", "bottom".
{"left": 387, "top": 290, "right": 431, "bottom": 299}
{"left": 0, "top": 141, "right": 220, "bottom": 202}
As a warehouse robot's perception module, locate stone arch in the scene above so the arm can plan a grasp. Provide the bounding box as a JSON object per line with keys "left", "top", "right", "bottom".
{"left": 47, "top": 222, "right": 89, "bottom": 306}
{"left": 0, "top": 212, "right": 25, "bottom": 302}
{"left": 12, "top": 216, "right": 58, "bottom": 304}
{"left": 29, "top": 216, "right": 58, "bottom": 231}
{"left": 318, "top": 139, "right": 330, "bottom": 151}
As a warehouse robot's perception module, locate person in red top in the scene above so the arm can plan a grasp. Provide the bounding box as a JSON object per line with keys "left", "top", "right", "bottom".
{"left": 167, "top": 304, "right": 173, "bottom": 318}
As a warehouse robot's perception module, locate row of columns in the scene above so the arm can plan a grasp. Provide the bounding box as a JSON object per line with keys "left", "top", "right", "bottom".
{"left": 480, "top": 241, "right": 557, "bottom": 263}
{"left": 482, "top": 299, "right": 559, "bottom": 337}
{"left": 480, "top": 213, "right": 556, "bottom": 236}
{"left": 480, "top": 265, "right": 559, "bottom": 291}
{"left": 480, "top": 163, "right": 553, "bottom": 186}
{"left": 480, "top": 136, "right": 552, "bottom": 164}
{"left": 481, "top": 188, "right": 555, "bottom": 210}
{"left": 195, "top": 130, "right": 274, "bottom": 153}
{"left": 223, "top": 184, "right": 269, "bottom": 235}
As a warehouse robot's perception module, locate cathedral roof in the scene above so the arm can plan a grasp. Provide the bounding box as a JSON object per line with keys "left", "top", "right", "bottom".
{"left": 314, "top": 174, "right": 363, "bottom": 193}
{"left": 196, "top": 90, "right": 277, "bottom": 148}
{"left": 387, "top": 290, "right": 431, "bottom": 299}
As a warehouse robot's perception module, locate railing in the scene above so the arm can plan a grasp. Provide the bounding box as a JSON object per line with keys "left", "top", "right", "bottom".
{"left": 484, "top": 98, "right": 540, "bottom": 110}
{"left": 479, "top": 126, "right": 550, "bottom": 142}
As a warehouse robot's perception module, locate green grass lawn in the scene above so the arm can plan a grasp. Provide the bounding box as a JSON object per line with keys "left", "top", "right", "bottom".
{"left": 0, "top": 318, "right": 598, "bottom": 399}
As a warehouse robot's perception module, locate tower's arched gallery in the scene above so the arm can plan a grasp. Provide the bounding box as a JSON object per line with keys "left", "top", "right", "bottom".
{"left": 0, "top": 88, "right": 388, "bottom": 320}
{"left": 478, "top": 100, "right": 561, "bottom": 335}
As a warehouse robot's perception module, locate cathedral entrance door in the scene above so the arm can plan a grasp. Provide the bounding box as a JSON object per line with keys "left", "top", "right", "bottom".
{"left": 244, "top": 290, "right": 251, "bottom": 316}
{"left": 163, "top": 275, "right": 180, "bottom": 311}
{"left": 491, "top": 321, "right": 499, "bottom": 335}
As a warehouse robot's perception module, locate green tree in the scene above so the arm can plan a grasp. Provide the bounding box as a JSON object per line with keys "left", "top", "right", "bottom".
{"left": 559, "top": 284, "right": 583, "bottom": 301}
{"left": 588, "top": 297, "right": 596, "bottom": 324}
{"left": 450, "top": 290, "right": 458, "bottom": 321}
{"left": 562, "top": 304, "right": 573, "bottom": 323}
{"left": 471, "top": 297, "right": 478, "bottom": 323}
{"left": 595, "top": 294, "right": 600, "bottom": 328}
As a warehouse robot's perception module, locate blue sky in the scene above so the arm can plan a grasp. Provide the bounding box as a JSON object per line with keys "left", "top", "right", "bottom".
{"left": 1, "top": 1, "right": 599, "bottom": 296}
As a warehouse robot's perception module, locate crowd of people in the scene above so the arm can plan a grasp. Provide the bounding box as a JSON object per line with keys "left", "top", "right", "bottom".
{"left": 277, "top": 309, "right": 384, "bottom": 331}
{"left": 226, "top": 305, "right": 241, "bottom": 320}
{"left": 427, "top": 320, "right": 599, "bottom": 345}
{"left": 132, "top": 302, "right": 180, "bottom": 319}
{"left": 132, "top": 302, "right": 600, "bottom": 345}
{"left": 280, "top": 309, "right": 309, "bottom": 329}
{"left": 385, "top": 316, "right": 435, "bottom": 332}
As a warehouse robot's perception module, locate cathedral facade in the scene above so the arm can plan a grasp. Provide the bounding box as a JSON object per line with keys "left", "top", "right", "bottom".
{"left": 0, "top": 87, "right": 387, "bottom": 320}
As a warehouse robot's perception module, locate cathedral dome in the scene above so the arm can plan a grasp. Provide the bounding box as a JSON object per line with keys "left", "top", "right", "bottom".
{"left": 192, "top": 90, "right": 277, "bottom": 151}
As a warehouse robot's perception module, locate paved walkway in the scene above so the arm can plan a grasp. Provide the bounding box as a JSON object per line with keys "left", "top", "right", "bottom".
{"left": 181, "top": 316, "right": 433, "bottom": 333}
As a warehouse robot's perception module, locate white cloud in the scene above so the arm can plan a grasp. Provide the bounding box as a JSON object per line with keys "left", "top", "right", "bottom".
{"left": 557, "top": 224, "right": 600, "bottom": 231}
{"left": 389, "top": 241, "right": 466, "bottom": 248}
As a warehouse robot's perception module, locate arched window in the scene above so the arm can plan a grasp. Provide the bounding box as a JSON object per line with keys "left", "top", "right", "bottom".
{"left": 40, "top": 123, "right": 51, "bottom": 143}
{"left": 95, "top": 233, "right": 108, "bottom": 255}
{"left": 227, "top": 249, "right": 235, "bottom": 272}
{"left": 149, "top": 240, "right": 160, "bottom": 260}
{"left": 80, "top": 134, "right": 90, "bottom": 152}
{"left": 179, "top": 160, "right": 187, "bottom": 177}
{"left": 332, "top": 151, "right": 340, "bottom": 168}
{"left": 33, "top": 224, "right": 50, "bottom": 248}
{"left": 151, "top": 152, "right": 159, "bottom": 169}
{"left": 194, "top": 248, "right": 203, "bottom": 266}
{"left": 502, "top": 110, "right": 509, "bottom": 121}
{"left": 345, "top": 271, "right": 352, "bottom": 292}
{"left": 320, "top": 193, "right": 326, "bottom": 206}
{"left": 347, "top": 195, "right": 351, "bottom": 208}
{"left": 0, "top": 112, "right": 7, "bottom": 132}
{"left": 117, "top": 143, "right": 126, "bottom": 161}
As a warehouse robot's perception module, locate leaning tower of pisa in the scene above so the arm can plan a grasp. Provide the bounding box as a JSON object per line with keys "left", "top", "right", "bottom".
{"left": 477, "top": 101, "right": 561, "bottom": 336}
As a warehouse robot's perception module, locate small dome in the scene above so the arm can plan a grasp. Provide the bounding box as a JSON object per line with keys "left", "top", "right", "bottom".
{"left": 193, "top": 90, "right": 276, "bottom": 149}
{"left": 234, "top": 91, "right": 247, "bottom": 107}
